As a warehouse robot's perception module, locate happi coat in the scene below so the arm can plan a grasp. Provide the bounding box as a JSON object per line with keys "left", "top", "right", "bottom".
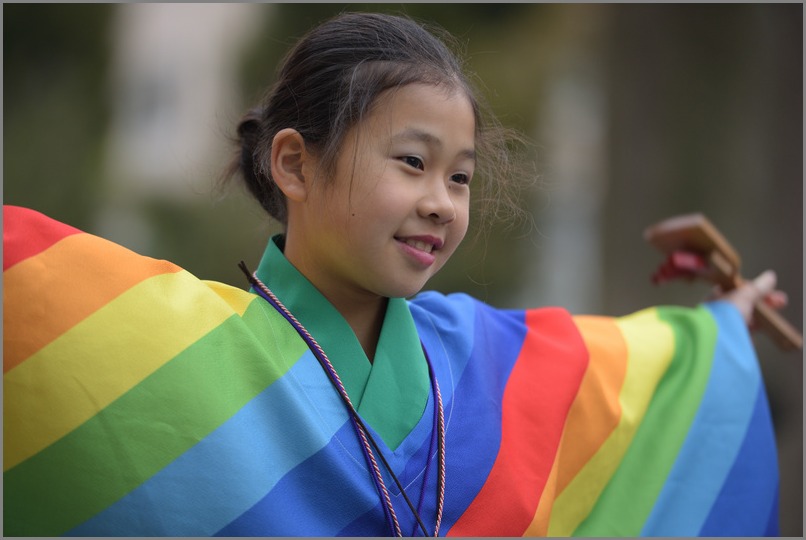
{"left": 3, "top": 205, "right": 780, "bottom": 536}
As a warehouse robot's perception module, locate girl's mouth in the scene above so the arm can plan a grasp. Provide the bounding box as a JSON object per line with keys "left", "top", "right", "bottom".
{"left": 403, "top": 238, "right": 434, "bottom": 254}
{"left": 395, "top": 235, "right": 442, "bottom": 267}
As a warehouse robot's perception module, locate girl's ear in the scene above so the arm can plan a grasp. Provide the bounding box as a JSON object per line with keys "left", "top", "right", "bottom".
{"left": 270, "top": 128, "right": 315, "bottom": 202}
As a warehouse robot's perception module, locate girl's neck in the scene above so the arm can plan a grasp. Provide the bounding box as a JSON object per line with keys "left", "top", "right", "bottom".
{"left": 283, "top": 233, "right": 389, "bottom": 363}
{"left": 304, "top": 283, "right": 387, "bottom": 362}
{"left": 334, "top": 293, "right": 388, "bottom": 363}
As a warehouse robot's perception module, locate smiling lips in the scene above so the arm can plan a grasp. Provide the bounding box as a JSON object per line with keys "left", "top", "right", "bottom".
{"left": 405, "top": 238, "right": 435, "bottom": 253}
{"left": 395, "top": 235, "right": 443, "bottom": 266}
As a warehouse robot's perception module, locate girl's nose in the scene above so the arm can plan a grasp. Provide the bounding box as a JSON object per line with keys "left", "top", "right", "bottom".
{"left": 418, "top": 177, "right": 456, "bottom": 224}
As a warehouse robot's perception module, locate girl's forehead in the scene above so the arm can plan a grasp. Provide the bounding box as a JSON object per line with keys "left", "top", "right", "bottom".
{"left": 342, "top": 84, "right": 477, "bottom": 165}
{"left": 363, "top": 83, "right": 475, "bottom": 131}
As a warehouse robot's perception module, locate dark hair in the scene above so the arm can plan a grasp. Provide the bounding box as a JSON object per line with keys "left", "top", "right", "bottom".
{"left": 226, "top": 11, "right": 530, "bottom": 230}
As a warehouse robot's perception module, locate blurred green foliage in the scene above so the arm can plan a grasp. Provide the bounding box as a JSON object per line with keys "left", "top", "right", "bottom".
{"left": 3, "top": 5, "right": 802, "bottom": 532}
{"left": 3, "top": 2, "right": 801, "bottom": 327}
{"left": 4, "top": 3, "right": 113, "bottom": 230}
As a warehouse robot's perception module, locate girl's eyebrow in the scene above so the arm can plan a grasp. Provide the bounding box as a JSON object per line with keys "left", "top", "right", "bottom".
{"left": 391, "top": 128, "right": 476, "bottom": 162}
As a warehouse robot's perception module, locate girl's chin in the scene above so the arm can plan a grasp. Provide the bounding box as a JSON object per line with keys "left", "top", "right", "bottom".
{"left": 377, "top": 278, "right": 432, "bottom": 300}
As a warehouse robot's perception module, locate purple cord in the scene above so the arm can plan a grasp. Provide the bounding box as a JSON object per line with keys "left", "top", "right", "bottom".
{"left": 250, "top": 282, "right": 398, "bottom": 534}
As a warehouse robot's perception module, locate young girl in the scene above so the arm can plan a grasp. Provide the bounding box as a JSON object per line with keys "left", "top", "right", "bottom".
{"left": 4, "top": 12, "right": 784, "bottom": 537}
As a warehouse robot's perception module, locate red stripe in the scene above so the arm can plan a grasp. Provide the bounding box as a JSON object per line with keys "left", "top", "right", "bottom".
{"left": 448, "top": 308, "right": 589, "bottom": 536}
{"left": 3, "top": 206, "right": 83, "bottom": 270}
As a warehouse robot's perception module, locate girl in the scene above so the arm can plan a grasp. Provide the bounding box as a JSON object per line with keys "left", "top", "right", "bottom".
{"left": 4, "top": 12, "right": 784, "bottom": 536}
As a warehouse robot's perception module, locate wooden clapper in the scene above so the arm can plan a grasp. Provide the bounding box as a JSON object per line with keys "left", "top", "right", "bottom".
{"left": 644, "top": 213, "right": 802, "bottom": 352}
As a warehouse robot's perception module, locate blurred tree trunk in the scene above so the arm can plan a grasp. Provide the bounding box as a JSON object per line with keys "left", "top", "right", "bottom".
{"left": 603, "top": 5, "right": 802, "bottom": 535}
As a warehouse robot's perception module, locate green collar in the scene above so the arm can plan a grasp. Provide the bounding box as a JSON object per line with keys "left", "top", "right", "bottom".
{"left": 254, "top": 235, "right": 429, "bottom": 450}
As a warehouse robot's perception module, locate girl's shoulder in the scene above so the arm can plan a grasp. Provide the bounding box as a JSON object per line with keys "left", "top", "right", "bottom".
{"left": 408, "top": 289, "right": 578, "bottom": 344}
{"left": 409, "top": 289, "right": 573, "bottom": 321}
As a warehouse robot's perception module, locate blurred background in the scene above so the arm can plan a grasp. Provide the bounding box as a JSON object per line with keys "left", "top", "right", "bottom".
{"left": 4, "top": 3, "right": 802, "bottom": 534}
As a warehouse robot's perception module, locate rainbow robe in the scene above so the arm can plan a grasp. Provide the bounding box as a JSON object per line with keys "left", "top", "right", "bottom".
{"left": 3, "top": 205, "right": 779, "bottom": 536}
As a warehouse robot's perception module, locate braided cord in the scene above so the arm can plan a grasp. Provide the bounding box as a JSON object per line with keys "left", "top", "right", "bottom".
{"left": 244, "top": 266, "right": 400, "bottom": 535}
{"left": 433, "top": 366, "right": 446, "bottom": 536}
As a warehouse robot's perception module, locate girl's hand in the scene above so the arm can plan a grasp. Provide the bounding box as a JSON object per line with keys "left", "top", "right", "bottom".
{"left": 648, "top": 223, "right": 801, "bottom": 349}
{"left": 717, "top": 270, "right": 789, "bottom": 327}
{"left": 651, "top": 252, "right": 790, "bottom": 329}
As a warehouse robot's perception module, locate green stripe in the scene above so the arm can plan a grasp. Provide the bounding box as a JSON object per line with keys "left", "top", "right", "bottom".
{"left": 4, "top": 299, "right": 306, "bottom": 536}
{"left": 574, "top": 306, "right": 717, "bottom": 536}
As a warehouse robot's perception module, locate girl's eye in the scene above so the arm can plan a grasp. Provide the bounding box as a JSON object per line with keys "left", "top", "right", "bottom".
{"left": 451, "top": 172, "right": 471, "bottom": 185}
{"left": 400, "top": 156, "right": 424, "bottom": 170}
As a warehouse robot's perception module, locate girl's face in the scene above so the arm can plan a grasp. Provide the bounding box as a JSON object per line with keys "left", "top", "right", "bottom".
{"left": 291, "top": 83, "right": 475, "bottom": 302}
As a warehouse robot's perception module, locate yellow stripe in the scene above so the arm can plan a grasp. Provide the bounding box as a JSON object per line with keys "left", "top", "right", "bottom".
{"left": 4, "top": 272, "right": 257, "bottom": 471}
{"left": 202, "top": 280, "right": 257, "bottom": 316}
{"left": 547, "top": 308, "right": 675, "bottom": 535}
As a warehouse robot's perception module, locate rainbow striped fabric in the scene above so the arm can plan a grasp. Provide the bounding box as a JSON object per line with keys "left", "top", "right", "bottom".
{"left": 4, "top": 205, "right": 779, "bottom": 536}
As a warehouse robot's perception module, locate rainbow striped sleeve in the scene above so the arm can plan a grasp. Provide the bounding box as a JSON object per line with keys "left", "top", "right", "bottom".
{"left": 570, "top": 305, "right": 777, "bottom": 536}
{"left": 425, "top": 294, "right": 779, "bottom": 536}
{"left": 3, "top": 206, "right": 311, "bottom": 536}
{"left": 4, "top": 206, "right": 779, "bottom": 536}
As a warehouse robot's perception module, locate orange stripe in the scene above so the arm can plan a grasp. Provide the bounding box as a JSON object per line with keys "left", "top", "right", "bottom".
{"left": 525, "top": 454, "right": 560, "bottom": 536}
{"left": 447, "top": 308, "right": 589, "bottom": 536}
{"left": 554, "top": 316, "right": 628, "bottom": 492}
{"left": 4, "top": 233, "right": 182, "bottom": 373}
